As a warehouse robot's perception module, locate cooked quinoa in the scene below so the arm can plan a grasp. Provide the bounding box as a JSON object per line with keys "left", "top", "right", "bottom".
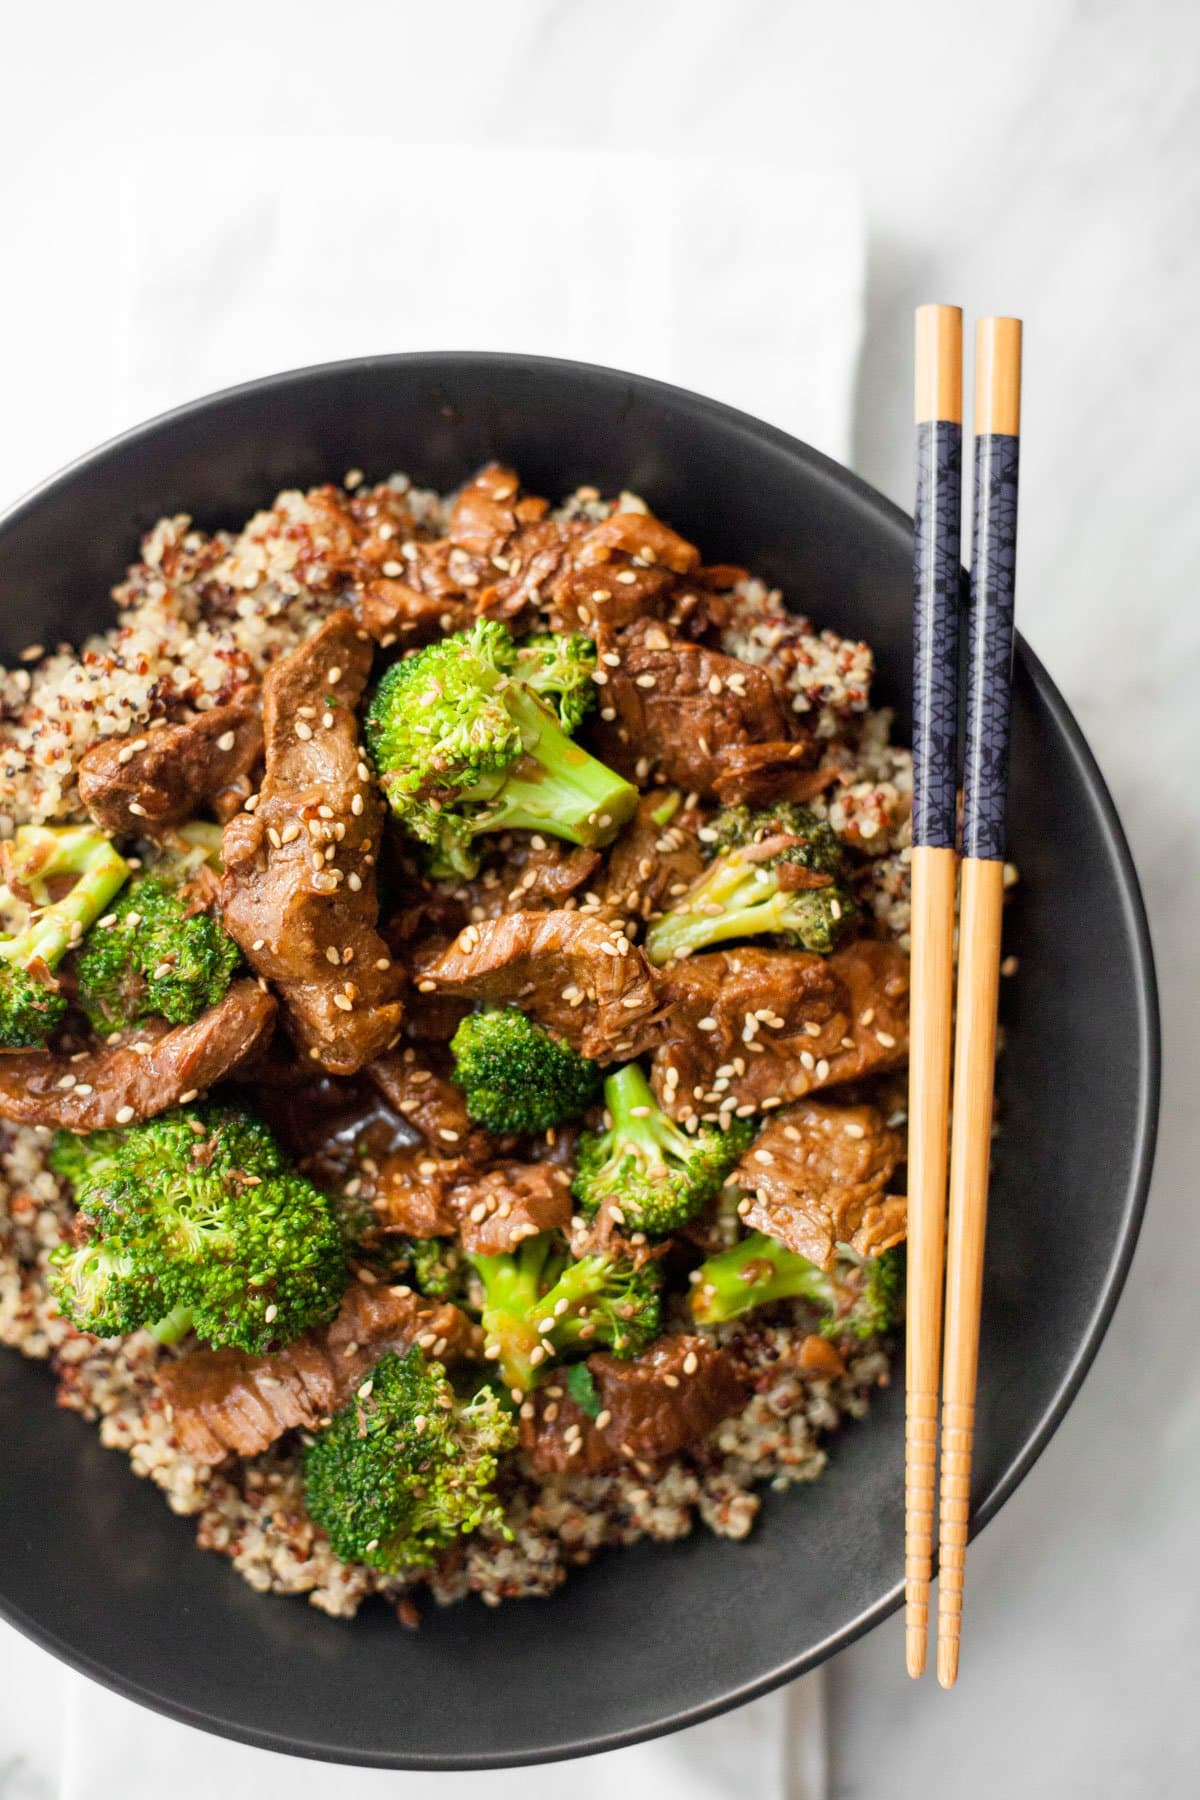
{"left": 0, "top": 470, "right": 910, "bottom": 1621}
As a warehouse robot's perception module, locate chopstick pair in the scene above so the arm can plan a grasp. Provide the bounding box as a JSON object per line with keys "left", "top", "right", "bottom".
{"left": 905, "top": 306, "right": 1022, "bottom": 1688}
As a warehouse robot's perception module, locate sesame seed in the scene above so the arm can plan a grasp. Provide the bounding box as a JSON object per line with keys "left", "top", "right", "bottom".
{"left": 815, "top": 1058, "right": 831, "bottom": 1080}
{"left": 333, "top": 993, "right": 353, "bottom": 1012}
{"left": 347, "top": 872, "right": 363, "bottom": 892}
{"left": 216, "top": 730, "right": 236, "bottom": 753}
{"left": 875, "top": 1031, "right": 897, "bottom": 1048}
{"left": 264, "top": 1303, "right": 278, "bottom": 1324}
{"left": 615, "top": 570, "right": 638, "bottom": 585}
{"left": 127, "top": 801, "right": 147, "bottom": 817}
{"left": 57, "top": 1074, "right": 77, "bottom": 1090}
{"left": 117, "top": 745, "right": 135, "bottom": 765}
{"left": 19, "top": 644, "right": 44, "bottom": 661}
{"left": 179, "top": 1089, "right": 199, "bottom": 1104}
{"left": 697, "top": 1016, "right": 718, "bottom": 1031}
{"left": 267, "top": 827, "right": 282, "bottom": 850}
{"left": 295, "top": 721, "right": 313, "bottom": 741}
{"left": 634, "top": 674, "right": 657, "bottom": 689}
{"left": 325, "top": 945, "right": 341, "bottom": 965}
{"left": 358, "top": 1379, "right": 374, "bottom": 1399}
{"left": 124, "top": 911, "right": 143, "bottom": 929}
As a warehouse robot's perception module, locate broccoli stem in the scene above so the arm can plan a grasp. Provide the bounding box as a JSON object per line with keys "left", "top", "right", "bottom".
{"left": 602, "top": 1063, "right": 692, "bottom": 1174}
{"left": 644, "top": 858, "right": 797, "bottom": 965}
{"left": 477, "top": 684, "right": 637, "bottom": 846}
{"left": 150, "top": 1301, "right": 195, "bottom": 1345}
{"left": 0, "top": 827, "right": 130, "bottom": 972}
{"left": 472, "top": 1236, "right": 558, "bottom": 1396}
{"left": 690, "top": 1231, "right": 833, "bottom": 1325}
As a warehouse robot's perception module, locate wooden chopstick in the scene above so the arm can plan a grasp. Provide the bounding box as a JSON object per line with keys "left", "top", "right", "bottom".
{"left": 937, "top": 316, "right": 1022, "bottom": 1689}
{"left": 905, "top": 304, "right": 963, "bottom": 1681}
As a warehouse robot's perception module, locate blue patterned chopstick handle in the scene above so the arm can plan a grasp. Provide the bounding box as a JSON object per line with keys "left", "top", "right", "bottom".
{"left": 962, "top": 432, "right": 1020, "bottom": 861}
{"left": 912, "top": 419, "right": 962, "bottom": 850}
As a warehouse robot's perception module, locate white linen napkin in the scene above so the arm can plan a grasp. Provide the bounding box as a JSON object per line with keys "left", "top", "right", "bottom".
{"left": 0, "top": 140, "right": 861, "bottom": 1800}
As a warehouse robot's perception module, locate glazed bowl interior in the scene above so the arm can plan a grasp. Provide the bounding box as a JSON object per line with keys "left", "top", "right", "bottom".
{"left": 0, "top": 355, "right": 1158, "bottom": 1769}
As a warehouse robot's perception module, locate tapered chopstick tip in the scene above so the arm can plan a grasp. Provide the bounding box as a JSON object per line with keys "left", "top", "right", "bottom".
{"left": 905, "top": 1626, "right": 927, "bottom": 1680}
{"left": 937, "top": 1635, "right": 960, "bottom": 1689}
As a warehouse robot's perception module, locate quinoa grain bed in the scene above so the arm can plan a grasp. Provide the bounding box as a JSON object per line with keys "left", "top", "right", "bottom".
{"left": 0, "top": 469, "right": 912, "bottom": 1620}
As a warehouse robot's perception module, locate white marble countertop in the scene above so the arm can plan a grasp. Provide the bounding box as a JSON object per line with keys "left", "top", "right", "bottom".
{"left": 1, "top": 2, "right": 1196, "bottom": 1794}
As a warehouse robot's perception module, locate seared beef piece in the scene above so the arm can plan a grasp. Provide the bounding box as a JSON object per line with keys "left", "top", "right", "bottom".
{"left": 590, "top": 619, "right": 795, "bottom": 795}
{"left": 453, "top": 836, "right": 602, "bottom": 922}
{"left": 731, "top": 1098, "right": 905, "bottom": 1268}
{"left": 373, "top": 1146, "right": 572, "bottom": 1254}
{"left": 448, "top": 462, "right": 520, "bottom": 559}
{"left": 0, "top": 980, "right": 275, "bottom": 1130}
{"left": 372, "top": 1143, "right": 463, "bottom": 1237}
{"left": 595, "top": 793, "right": 706, "bottom": 922}
{"left": 418, "top": 909, "right": 662, "bottom": 1062}
{"left": 649, "top": 939, "right": 910, "bottom": 1118}
{"left": 220, "top": 610, "right": 405, "bottom": 1075}
{"left": 368, "top": 1050, "right": 492, "bottom": 1161}
{"left": 519, "top": 1335, "right": 746, "bottom": 1473}
{"left": 710, "top": 741, "right": 835, "bottom": 808}
{"left": 484, "top": 499, "right": 698, "bottom": 635}
{"left": 356, "top": 576, "right": 467, "bottom": 647}
{"left": 158, "top": 1283, "right": 475, "bottom": 1465}
{"left": 451, "top": 1159, "right": 573, "bottom": 1255}
{"left": 77, "top": 694, "right": 264, "bottom": 837}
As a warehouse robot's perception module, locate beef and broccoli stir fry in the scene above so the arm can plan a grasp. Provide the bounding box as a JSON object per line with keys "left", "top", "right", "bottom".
{"left": 0, "top": 466, "right": 917, "bottom": 1617}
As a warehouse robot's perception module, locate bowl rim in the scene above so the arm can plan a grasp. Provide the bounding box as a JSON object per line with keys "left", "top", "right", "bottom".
{"left": 0, "top": 350, "right": 1161, "bottom": 1766}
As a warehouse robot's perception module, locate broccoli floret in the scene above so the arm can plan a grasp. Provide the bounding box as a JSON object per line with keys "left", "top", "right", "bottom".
{"left": 404, "top": 1235, "right": 467, "bottom": 1302}
{"left": 512, "top": 631, "right": 598, "bottom": 731}
{"left": 573, "top": 1063, "right": 753, "bottom": 1238}
{"left": 690, "top": 1231, "right": 904, "bottom": 1339}
{"left": 0, "top": 825, "right": 130, "bottom": 1046}
{"left": 303, "top": 1346, "right": 516, "bottom": 1572}
{"left": 47, "top": 1104, "right": 346, "bottom": 1352}
{"left": 468, "top": 1232, "right": 662, "bottom": 1397}
{"left": 449, "top": 1005, "right": 601, "bottom": 1134}
{"left": 364, "top": 620, "right": 637, "bottom": 877}
{"left": 73, "top": 855, "right": 241, "bottom": 1036}
{"left": 644, "top": 802, "right": 855, "bottom": 965}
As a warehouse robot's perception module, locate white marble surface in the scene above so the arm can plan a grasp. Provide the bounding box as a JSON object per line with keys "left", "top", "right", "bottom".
{"left": 1, "top": 2, "right": 1197, "bottom": 1794}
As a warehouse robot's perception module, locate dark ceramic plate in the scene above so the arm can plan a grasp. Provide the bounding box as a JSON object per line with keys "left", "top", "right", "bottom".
{"left": 0, "top": 355, "right": 1159, "bottom": 1768}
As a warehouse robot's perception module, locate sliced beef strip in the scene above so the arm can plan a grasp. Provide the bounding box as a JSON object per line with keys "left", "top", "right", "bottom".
{"left": 157, "top": 1283, "right": 475, "bottom": 1465}
{"left": 447, "top": 462, "right": 520, "bottom": 558}
{"left": 372, "top": 1147, "right": 572, "bottom": 1254}
{"left": 590, "top": 619, "right": 795, "bottom": 796}
{"left": 220, "top": 609, "right": 405, "bottom": 1075}
{"left": 452, "top": 837, "right": 602, "bottom": 921}
{"left": 77, "top": 694, "right": 264, "bottom": 837}
{"left": 595, "top": 793, "right": 706, "bottom": 923}
{"left": 731, "top": 1098, "right": 905, "bottom": 1269}
{"left": 367, "top": 1050, "right": 487, "bottom": 1159}
{"left": 711, "top": 740, "right": 835, "bottom": 808}
{"left": 372, "top": 1143, "right": 464, "bottom": 1238}
{"left": 0, "top": 979, "right": 276, "bottom": 1130}
{"left": 518, "top": 1335, "right": 746, "bottom": 1474}
{"left": 649, "top": 938, "right": 910, "bottom": 1119}
{"left": 417, "top": 909, "right": 663, "bottom": 1063}
{"left": 356, "top": 576, "right": 468, "bottom": 647}
{"left": 451, "top": 1159, "right": 573, "bottom": 1255}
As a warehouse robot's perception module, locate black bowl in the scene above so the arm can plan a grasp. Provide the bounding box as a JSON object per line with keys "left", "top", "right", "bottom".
{"left": 0, "top": 355, "right": 1159, "bottom": 1768}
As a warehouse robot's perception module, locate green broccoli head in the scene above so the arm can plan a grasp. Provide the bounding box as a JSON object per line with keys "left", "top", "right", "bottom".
{"left": 48, "top": 1235, "right": 167, "bottom": 1339}
{"left": 73, "top": 859, "right": 241, "bottom": 1036}
{"left": 404, "top": 1235, "right": 467, "bottom": 1302}
{"left": 449, "top": 1005, "right": 602, "bottom": 1134}
{"left": 303, "top": 1346, "right": 516, "bottom": 1572}
{"left": 690, "top": 1231, "right": 904, "bottom": 1340}
{"left": 48, "top": 1104, "right": 346, "bottom": 1352}
{"left": 468, "top": 1232, "right": 663, "bottom": 1397}
{"left": 0, "top": 825, "right": 131, "bottom": 1047}
{"left": 572, "top": 1063, "right": 753, "bottom": 1238}
{"left": 512, "top": 632, "right": 598, "bottom": 731}
{"left": 364, "top": 620, "right": 637, "bottom": 878}
{"left": 643, "top": 802, "right": 855, "bottom": 966}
